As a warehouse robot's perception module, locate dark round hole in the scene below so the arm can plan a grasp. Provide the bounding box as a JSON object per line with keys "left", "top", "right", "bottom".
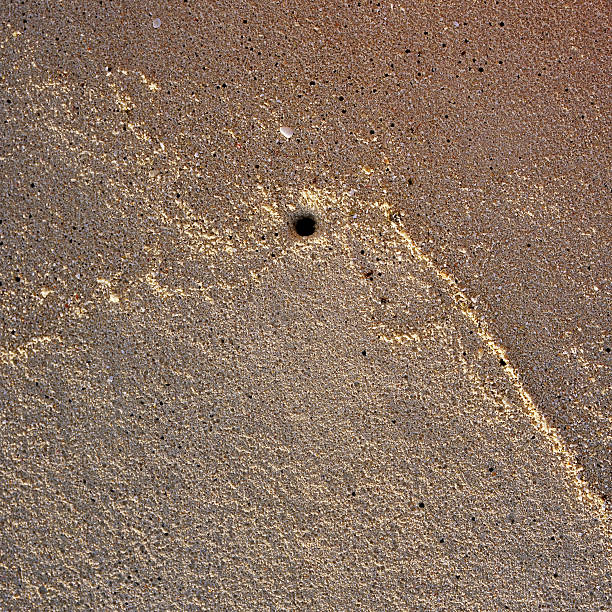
{"left": 293, "top": 215, "right": 316, "bottom": 237}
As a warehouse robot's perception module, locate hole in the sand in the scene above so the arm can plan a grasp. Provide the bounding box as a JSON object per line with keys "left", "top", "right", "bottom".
{"left": 293, "top": 214, "right": 316, "bottom": 237}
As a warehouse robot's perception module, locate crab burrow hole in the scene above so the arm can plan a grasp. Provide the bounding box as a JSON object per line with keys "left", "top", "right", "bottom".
{"left": 292, "top": 213, "right": 317, "bottom": 237}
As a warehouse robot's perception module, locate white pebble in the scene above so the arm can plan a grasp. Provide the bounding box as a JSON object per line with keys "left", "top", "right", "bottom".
{"left": 280, "top": 126, "right": 294, "bottom": 139}
{"left": 153, "top": 18, "right": 161, "bottom": 28}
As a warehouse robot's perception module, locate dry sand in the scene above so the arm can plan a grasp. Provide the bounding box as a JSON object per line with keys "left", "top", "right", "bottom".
{"left": 1, "top": 1, "right": 611, "bottom": 609}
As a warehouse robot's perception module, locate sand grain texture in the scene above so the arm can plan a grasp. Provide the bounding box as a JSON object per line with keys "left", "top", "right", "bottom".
{"left": 1, "top": 1, "right": 611, "bottom": 609}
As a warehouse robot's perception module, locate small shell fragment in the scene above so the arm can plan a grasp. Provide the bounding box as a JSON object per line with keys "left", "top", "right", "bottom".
{"left": 279, "top": 126, "right": 294, "bottom": 139}
{"left": 152, "top": 18, "right": 161, "bottom": 28}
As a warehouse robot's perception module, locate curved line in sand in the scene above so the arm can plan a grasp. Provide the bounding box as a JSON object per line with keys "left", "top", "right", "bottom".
{"left": 379, "top": 205, "right": 610, "bottom": 534}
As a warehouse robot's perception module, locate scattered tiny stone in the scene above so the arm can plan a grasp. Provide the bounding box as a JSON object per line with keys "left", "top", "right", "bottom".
{"left": 279, "top": 126, "right": 294, "bottom": 139}
{"left": 153, "top": 18, "right": 161, "bottom": 29}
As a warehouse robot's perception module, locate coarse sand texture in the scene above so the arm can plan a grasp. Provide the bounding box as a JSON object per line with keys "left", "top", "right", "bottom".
{"left": 1, "top": 1, "right": 611, "bottom": 610}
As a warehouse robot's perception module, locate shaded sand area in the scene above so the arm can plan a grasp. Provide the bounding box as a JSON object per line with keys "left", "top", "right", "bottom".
{"left": 1, "top": 1, "right": 611, "bottom": 609}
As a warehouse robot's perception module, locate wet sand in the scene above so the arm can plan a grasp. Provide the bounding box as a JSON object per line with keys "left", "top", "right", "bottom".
{"left": 1, "top": 1, "right": 611, "bottom": 609}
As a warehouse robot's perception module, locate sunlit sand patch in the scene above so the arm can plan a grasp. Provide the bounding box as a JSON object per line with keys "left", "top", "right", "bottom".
{"left": 379, "top": 332, "right": 422, "bottom": 344}
{"left": 144, "top": 271, "right": 187, "bottom": 299}
{"left": 3, "top": 36, "right": 176, "bottom": 201}
{"left": 136, "top": 70, "right": 160, "bottom": 91}
{"left": 96, "top": 278, "right": 120, "bottom": 304}
{"left": 0, "top": 335, "right": 63, "bottom": 366}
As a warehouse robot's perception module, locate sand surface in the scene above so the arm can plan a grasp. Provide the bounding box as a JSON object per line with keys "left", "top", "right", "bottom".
{"left": 1, "top": 1, "right": 611, "bottom": 609}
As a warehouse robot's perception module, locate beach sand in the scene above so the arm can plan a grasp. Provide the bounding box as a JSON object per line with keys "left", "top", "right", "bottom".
{"left": 1, "top": 1, "right": 610, "bottom": 609}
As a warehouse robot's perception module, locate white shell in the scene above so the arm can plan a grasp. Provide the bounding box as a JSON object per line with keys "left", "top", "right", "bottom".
{"left": 280, "top": 126, "right": 294, "bottom": 139}
{"left": 153, "top": 18, "right": 161, "bottom": 28}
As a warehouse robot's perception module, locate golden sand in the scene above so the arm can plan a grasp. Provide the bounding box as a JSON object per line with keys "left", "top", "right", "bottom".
{"left": 1, "top": 2, "right": 610, "bottom": 609}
